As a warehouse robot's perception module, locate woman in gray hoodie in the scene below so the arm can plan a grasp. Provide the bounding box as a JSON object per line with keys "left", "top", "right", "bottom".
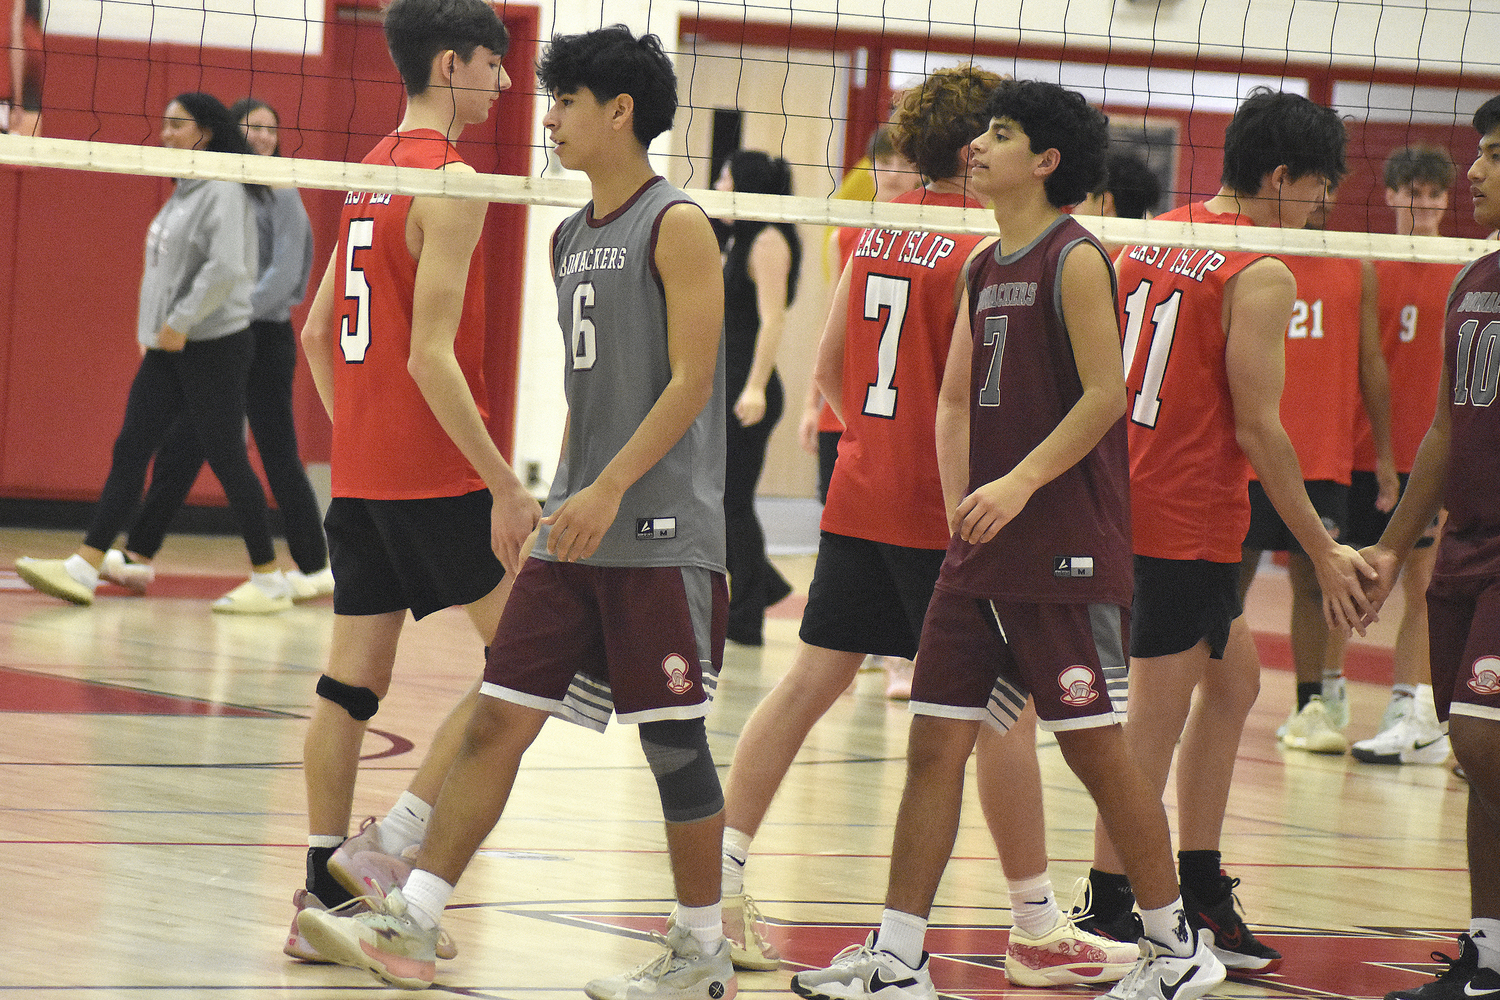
{"left": 102, "top": 97, "right": 333, "bottom": 608}
{"left": 15, "top": 91, "right": 291, "bottom": 612}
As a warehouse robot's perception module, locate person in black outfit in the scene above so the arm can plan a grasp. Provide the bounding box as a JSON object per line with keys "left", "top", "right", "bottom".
{"left": 714, "top": 150, "right": 801, "bottom": 645}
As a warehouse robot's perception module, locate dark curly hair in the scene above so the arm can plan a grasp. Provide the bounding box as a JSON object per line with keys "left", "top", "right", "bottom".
{"left": 984, "top": 79, "right": 1110, "bottom": 208}
{"left": 890, "top": 65, "right": 1005, "bottom": 182}
{"left": 537, "top": 26, "right": 678, "bottom": 146}
{"left": 1221, "top": 87, "right": 1346, "bottom": 195}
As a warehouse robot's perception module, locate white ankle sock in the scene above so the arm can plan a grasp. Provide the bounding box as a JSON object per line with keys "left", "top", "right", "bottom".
{"left": 876, "top": 908, "right": 927, "bottom": 969}
{"left": 380, "top": 792, "right": 432, "bottom": 855}
{"left": 1008, "top": 871, "right": 1060, "bottom": 937}
{"left": 251, "top": 569, "right": 289, "bottom": 597}
{"left": 400, "top": 869, "right": 453, "bottom": 930}
{"left": 65, "top": 554, "right": 99, "bottom": 590}
{"left": 722, "top": 827, "right": 751, "bottom": 897}
{"left": 1140, "top": 898, "right": 1194, "bottom": 957}
{"left": 1472, "top": 919, "right": 1500, "bottom": 971}
{"left": 676, "top": 901, "right": 724, "bottom": 949}
{"left": 308, "top": 834, "right": 342, "bottom": 850}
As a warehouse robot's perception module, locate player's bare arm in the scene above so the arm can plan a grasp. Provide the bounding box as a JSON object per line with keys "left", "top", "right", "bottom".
{"left": 300, "top": 251, "right": 341, "bottom": 418}
{"left": 407, "top": 173, "right": 537, "bottom": 572}
{"left": 812, "top": 258, "right": 854, "bottom": 421}
{"left": 1356, "top": 258, "right": 1399, "bottom": 510}
{"left": 1361, "top": 355, "right": 1453, "bottom": 618}
{"left": 954, "top": 241, "right": 1126, "bottom": 545}
{"left": 1225, "top": 256, "right": 1374, "bottom": 631}
{"left": 935, "top": 275, "right": 976, "bottom": 534}
{"left": 543, "top": 201, "right": 725, "bottom": 562}
{"left": 734, "top": 225, "right": 793, "bottom": 427}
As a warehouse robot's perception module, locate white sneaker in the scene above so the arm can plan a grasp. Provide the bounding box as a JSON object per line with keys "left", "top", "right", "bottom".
{"left": 1006, "top": 910, "right": 1139, "bottom": 986}
{"left": 287, "top": 566, "right": 335, "bottom": 602}
{"left": 791, "top": 933, "right": 935, "bottom": 1000}
{"left": 1321, "top": 675, "right": 1350, "bottom": 729}
{"left": 1279, "top": 696, "right": 1348, "bottom": 754}
{"left": 15, "top": 555, "right": 96, "bottom": 605}
{"left": 585, "top": 924, "right": 737, "bottom": 1000}
{"left": 1105, "top": 931, "right": 1226, "bottom": 1000}
{"left": 100, "top": 549, "right": 154, "bottom": 592}
{"left": 1352, "top": 715, "right": 1451, "bottom": 765}
{"left": 296, "top": 885, "right": 438, "bottom": 989}
{"left": 212, "top": 571, "right": 292, "bottom": 614}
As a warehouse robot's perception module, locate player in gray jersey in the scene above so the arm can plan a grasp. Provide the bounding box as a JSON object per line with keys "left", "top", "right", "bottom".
{"left": 297, "top": 26, "right": 735, "bottom": 1000}
{"left": 542, "top": 176, "right": 727, "bottom": 572}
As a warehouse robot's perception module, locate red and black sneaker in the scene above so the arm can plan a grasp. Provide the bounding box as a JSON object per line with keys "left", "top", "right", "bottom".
{"left": 1182, "top": 873, "right": 1282, "bottom": 974}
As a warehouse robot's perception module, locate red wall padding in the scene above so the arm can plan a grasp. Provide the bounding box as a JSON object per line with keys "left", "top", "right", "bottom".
{"left": 0, "top": 6, "right": 537, "bottom": 504}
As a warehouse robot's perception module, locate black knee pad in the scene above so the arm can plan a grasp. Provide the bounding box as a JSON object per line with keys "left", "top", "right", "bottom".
{"left": 316, "top": 674, "right": 379, "bottom": 721}
{"left": 638, "top": 717, "right": 723, "bottom": 823}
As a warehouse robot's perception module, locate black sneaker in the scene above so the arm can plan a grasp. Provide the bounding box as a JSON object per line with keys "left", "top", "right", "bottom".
{"left": 1387, "top": 934, "right": 1500, "bottom": 1000}
{"left": 1181, "top": 873, "right": 1282, "bottom": 974}
{"left": 1071, "top": 905, "right": 1144, "bottom": 945}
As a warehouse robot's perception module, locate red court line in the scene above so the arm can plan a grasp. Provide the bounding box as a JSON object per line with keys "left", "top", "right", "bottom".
{"left": 0, "top": 665, "right": 289, "bottom": 716}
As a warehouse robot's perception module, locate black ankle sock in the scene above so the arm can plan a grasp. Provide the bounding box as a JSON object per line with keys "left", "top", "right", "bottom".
{"left": 1178, "top": 849, "right": 1224, "bottom": 902}
{"left": 1089, "top": 868, "right": 1136, "bottom": 920}
{"left": 1296, "top": 681, "right": 1322, "bottom": 710}
{"left": 307, "top": 846, "right": 354, "bottom": 907}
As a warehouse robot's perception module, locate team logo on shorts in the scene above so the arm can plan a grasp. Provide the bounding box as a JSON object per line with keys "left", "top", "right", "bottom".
{"left": 1468, "top": 655, "right": 1500, "bottom": 696}
{"left": 1058, "top": 665, "right": 1099, "bottom": 707}
{"left": 662, "top": 653, "right": 694, "bottom": 695}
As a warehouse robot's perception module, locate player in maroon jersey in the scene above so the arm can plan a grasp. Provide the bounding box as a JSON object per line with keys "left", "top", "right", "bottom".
{"left": 1363, "top": 95, "right": 1500, "bottom": 1000}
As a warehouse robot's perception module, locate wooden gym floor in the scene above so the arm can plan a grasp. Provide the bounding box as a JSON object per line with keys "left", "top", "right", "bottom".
{"left": 0, "top": 526, "right": 1467, "bottom": 998}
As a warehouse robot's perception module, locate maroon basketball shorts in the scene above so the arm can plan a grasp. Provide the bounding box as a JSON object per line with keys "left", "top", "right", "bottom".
{"left": 912, "top": 588, "right": 1129, "bottom": 732}
{"left": 481, "top": 558, "right": 728, "bottom": 724}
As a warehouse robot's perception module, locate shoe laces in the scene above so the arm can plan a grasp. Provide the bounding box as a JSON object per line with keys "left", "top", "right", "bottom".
{"left": 1212, "top": 873, "right": 1248, "bottom": 916}
{"left": 624, "top": 931, "right": 695, "bottom": 980}
{"left": 1428, "top": 935, "right": 1479, "bottom": 983}
{"left": 1068, "top": 877, "right": 1098, "bottom": 923}
{"left": 737, "top": 894, "right": 773, "bottom": 945}
{"left": 828, "top": 938, "right": 879, "bottom": 968}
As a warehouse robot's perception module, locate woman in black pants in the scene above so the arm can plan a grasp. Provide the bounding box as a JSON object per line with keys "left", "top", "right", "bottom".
{"left": 714, "top": 150, "right": 802, "bottom": 645}
{"left": 15, "top": 92, "right": 291, "bottom": 612}
{"left": 104, "top": 98, "right": 332, "bottom": 604}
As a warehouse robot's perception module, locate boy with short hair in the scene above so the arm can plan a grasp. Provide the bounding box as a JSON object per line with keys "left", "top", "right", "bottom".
{"left": 1346, "top": 144, "right": 1464, "bottom": 766}
{"left": 791, "top": 78, "right": 1225, "bottom": 1000}
{"left": 1364, "top": 95, "right": 1500, "bottom": 1000}
{"left": 299, "top": 26, "right": 734, "bottom": 999}
{"left": 1082, "top": 87, "right": 1374, "bottom": 974}
{"left": 722, "top": 65, "right": 1137, "bottom": 988}
{"left": 286, "top": 0, "right": 540, "bottom": 963}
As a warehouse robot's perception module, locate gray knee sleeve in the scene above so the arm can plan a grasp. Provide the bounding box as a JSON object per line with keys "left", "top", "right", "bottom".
{"left": 639, "top": 717, "right": 723, "bottom": 823}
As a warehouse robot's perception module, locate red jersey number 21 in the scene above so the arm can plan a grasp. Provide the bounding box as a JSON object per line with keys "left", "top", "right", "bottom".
{"left": 339, "top": 218, "right": 374, "bottom": 363}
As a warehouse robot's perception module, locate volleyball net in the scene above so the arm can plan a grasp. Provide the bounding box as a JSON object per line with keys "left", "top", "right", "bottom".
{"left": 7, "top": 0, "right": 1499, "bottom": 268}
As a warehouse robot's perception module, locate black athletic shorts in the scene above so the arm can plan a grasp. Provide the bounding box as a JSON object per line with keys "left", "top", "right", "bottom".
{"left": 1242, "top": 479, "right": 1349, "bottom": 552}
{"left": 799, "top": 530, "right": 946, "bottom": 660}
{"left": 1131, "top": 555, "right": 1242, "bottom": 660}
{"left": 1346, "top": 470, "right": 1437, "bottom": 550}
{"left": 325, "top": 490, "right": 506, "bottom": 620}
